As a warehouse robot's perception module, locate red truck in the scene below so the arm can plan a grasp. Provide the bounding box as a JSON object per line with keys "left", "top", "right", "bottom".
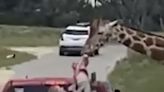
{"left": 1, "top": 72, "right": 120, "bottom": 92}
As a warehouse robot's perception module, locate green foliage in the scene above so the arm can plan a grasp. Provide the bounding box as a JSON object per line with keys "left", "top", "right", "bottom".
{"left": 0, "top": 25, "right": 61, "bottom": 46}
{"left": 0, "top": 0, "right": 164, "bottom": 31}
{"left": 0, "top": 24, "right": 61, "bottom": 68}
{"left": 53, "top": 11, "right": 79, "bottom": 27}
{"left": 109, "top": 54, "right": 164, "bottom": 92}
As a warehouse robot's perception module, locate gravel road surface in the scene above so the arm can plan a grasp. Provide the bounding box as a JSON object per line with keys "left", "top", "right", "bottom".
{"left": 11, "top": 44, "right": 127, "bottom": 81}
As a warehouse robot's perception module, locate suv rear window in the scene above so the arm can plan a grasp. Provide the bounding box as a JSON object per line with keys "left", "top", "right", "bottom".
{"left": 13, "top": 85, "right": 49, "bottom": 92}
{"left": 64, "top": 30, "right": 88, "bottom": 35}
{"left": 12, "top": 84, "right": 71, "bottom": 92}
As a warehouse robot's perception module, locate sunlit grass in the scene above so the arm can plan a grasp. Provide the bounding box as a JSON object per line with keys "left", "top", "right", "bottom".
{"left": 0, "top": 25, "right": 62, "bottom": 46}
{"left": 0, "top": 47, "right": 36, "bottom": 68}
{"left": 109, "top": 51, "right": 164, "bottom": 92}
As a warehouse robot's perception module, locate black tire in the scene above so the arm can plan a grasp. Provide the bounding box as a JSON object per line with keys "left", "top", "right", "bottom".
{"left": 91, "top": 72, "right": 97, "bottom": 82}
{"left": 59, "top": 47, "right": 64, "bottom": 56}
{"left": 100, "top": 43, "right": 104, "bottom": 47}
{"left": 114, "top": 89, "right": 121, "bottom": 92}
{"left": 106, "top": 37, "right": 109, "bottom": 42}
{"left": 59, "top": 51, "right": 64, "bottom": 56}
{"left": 94, "top": 49, "right": 99, "bottom": 55}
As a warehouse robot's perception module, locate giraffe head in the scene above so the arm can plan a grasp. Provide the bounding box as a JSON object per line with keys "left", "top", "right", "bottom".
{"left": 98, "top": 19, "right": 126, "bottom": 42}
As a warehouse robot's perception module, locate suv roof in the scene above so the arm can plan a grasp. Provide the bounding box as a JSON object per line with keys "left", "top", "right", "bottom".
{"left": 76, "top": 22, "right": 90, "bottom": 27}
{"left": 9, "top": 77, "right": 74, "bottom": 86}
{"left": 66, "top": 25, "right": 90, "bottom": 31}
{"left": 65, "top": 22, "right": 90, "bottom": 31}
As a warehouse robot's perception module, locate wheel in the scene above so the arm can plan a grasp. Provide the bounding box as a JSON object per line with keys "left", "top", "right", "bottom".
{"left": 59, "top": 51, "right": 64, "bottom": 56}
{"left": 94, "top": 49, "right": 99, "bottom": 55}
{"left": 91, "top": 72, "right": 96, "bottom": 82}
{"left": 59, "top": 47, "right": 64, "bottom": 56}
{"left": 100, "top": 43, "right": 104, "bottom": 47}
{"left": 105, "top": 37, "right": 109, "bottom": 42}
{"left": 99, "top": 39, "right": 104, "bottom": 47}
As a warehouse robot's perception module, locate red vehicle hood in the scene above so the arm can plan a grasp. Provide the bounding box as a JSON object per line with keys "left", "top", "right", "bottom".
{"left": 9, "top": 77, "right": 74, "bottom": 86}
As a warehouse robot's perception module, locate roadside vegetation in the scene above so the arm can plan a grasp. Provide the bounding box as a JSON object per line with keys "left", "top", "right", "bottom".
{"left": 0, "top": 0, "right": 163, "bottom": 32}
{"left": 0, "top": 25, "right": 61, "bottom": 67}
{"left": 0, "top": 47, "right": 36, "bottom": 68}
{"left": 0, "top": 25, "right": 61, "bottom": 47}
{"left": 108, "top": 50, "right": 164, "bottom": 92}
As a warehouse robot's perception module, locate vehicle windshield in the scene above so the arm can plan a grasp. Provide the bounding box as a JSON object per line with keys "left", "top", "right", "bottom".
{"left": 13, "top": 85, "right": 71, "bottom": 92}
{"left": 64, "top": 30, "right": 88, "bottom": 35}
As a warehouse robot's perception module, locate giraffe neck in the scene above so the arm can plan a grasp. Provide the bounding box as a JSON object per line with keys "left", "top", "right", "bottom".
{"left": 114, "top": 25, "right": 164, "bottom": 61}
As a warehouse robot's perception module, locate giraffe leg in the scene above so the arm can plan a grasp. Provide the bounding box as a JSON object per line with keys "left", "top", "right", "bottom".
{"left": 89, "top": 51, "right": 95, "bottom": 57}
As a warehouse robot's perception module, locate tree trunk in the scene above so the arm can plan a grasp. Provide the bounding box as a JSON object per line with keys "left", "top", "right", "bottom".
{"left": 160, "top": 17, "right": 164, "bottom": 31}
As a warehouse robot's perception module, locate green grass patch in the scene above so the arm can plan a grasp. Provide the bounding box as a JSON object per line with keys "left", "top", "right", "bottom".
{"left": 0, "top": 47, "right": 36, "bottom": 68}
{"left": 109, "top": 54, "right": 164, "bottom": 92}
{"left": 0, "top": 25, "right": 62, "bottom": 46}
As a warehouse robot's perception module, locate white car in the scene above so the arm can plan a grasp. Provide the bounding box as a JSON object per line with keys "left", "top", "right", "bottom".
{"left": 59, "top": 23, "right": 90, "bottom": 55}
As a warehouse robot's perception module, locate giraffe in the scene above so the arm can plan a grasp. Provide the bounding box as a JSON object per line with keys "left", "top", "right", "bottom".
{"left": 87, "top": 18, "right": 164, "bottom": 61}
{"left": 81, "top": 19, "right": 103, "bottom": 56}
{"left": 98, "top": 19, "right": 111, "bottom": 43}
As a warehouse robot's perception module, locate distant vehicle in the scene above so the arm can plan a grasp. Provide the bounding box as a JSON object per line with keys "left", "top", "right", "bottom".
{"left": 1, "top": 73, "right": 120, "bottom": 92}
{"left": 59, "top": 22, "right": 95, "bottom": 56}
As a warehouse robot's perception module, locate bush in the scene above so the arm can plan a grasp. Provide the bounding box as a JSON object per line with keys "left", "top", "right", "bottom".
{"left": 0, "top": 12, "right": 47, "bottom": 26}
{"left": 53, "top": 11, "right": 79, "bottom": 27}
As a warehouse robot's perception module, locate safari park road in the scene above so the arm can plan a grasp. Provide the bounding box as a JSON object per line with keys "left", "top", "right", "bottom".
{"left": 11, "top": 44, "right": 127, "bottom": 81}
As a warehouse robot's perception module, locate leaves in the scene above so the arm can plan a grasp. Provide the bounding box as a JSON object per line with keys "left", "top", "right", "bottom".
{"left": 0, "top": 0, "right": 164, "bottom": 31}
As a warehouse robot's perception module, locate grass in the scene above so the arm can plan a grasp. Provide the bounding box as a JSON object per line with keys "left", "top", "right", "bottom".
{"left": 0, "top": 24, "right": 62, "bottom": 67}
{"left": 0, "top": 47, "right": 36, "bottom": 68}
{"left": 108, "top": 52, "right": 164, "bottom": 92}
{"left": 0, "top": 25, "right": 62, "bottom": 46}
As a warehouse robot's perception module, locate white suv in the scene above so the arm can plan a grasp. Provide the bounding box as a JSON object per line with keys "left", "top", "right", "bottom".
{"left": 59, "top": 23, "right": 90, "bottom": 55}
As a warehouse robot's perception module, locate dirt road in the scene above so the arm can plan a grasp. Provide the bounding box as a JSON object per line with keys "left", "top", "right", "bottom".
{"left": 11, "top": 44, "right": 127, "bottom": 81}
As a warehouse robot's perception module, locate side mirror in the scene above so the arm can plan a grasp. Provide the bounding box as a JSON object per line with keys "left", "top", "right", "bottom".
{"left": 91, "top": 72, "right": 96, "bottom": 82}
